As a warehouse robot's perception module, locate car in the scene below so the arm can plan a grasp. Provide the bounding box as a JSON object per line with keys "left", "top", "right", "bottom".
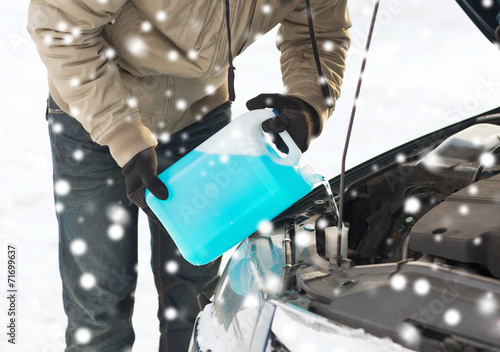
{"left": 189, "top": 1, "right": 500, "bottom": 351}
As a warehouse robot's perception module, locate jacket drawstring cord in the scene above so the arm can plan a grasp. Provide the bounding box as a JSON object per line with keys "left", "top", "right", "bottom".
{"left": 305, "top": 0, "right": 334, "bottom": 108}
{"left": 225, "top": 0, "right": 236, "bottom": 102}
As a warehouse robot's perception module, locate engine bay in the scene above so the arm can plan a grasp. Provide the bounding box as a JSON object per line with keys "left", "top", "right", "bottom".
{"left": 279, "top": 119, "right": 500, "bottom": 351}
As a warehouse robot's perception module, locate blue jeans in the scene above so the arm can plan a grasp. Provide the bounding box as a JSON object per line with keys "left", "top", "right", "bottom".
{"left": 47, "top": 96, "right": 231, "bottom": 352}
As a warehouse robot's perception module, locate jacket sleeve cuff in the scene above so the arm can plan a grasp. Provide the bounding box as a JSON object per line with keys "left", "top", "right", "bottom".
{"left": 98, "top": 114, "right": 158, "bottom": 167}
{"left": 287, "top": 81, "right": 338, "bottom": 137}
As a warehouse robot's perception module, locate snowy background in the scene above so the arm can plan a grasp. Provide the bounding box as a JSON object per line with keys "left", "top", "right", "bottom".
{"left": 2, "top": 0, "right": 500, "bottom": 350}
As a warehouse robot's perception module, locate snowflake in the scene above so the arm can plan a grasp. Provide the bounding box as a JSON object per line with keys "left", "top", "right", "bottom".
{"left": 75, "top": 327, "right": 92, "bottom": 344}
{"left": 176, "top": 99, "right": 187, "bottom": 110}
{"left": 168, "top": 50, "right": 179, "bottom": 62}
{"left": 390, "top": 274, "right": 406, "bottom": 291}
{"left": 159, "top": 132, "right": 171, "bottom": 143}
{"left": 55, "top": 202, "right": 65, "bottom": 213}
{"left": 480, "top": 152, "right": 496, "bottom": 168}
{"left": 70, "top": 78, "right": 80, "bottom": 88}
{"left": 141, "top": 21, "right": 152, "bottom": 32}
{"left": 473, "top": 237, "right": 482, "bottom": 246}
{"left": 205, "top": 84, "right": 216, "bottom": 95}
{"left": 396, "top": 153, "right": 406, "bottom": 164}
{"left": 434, "top": 234, "right": 443, "bottom": 243}
{"left": 398, "top": 322, "right": 421, "bottom": 348}
{"left": 265, "top": 275, "right": 280, "bottom": 293}
{"left": 57, "top": 21, "right": 68, "bottom": 32}
{"left": 70, "top": 239, "right": 87, "bottom": 256}
{"left": 63, "top": 35, "right": 74, "bottom": 44}
{"left": 165, "top": 260, "right": 179, "bottom": 274}
{"left": 108, "top": 224, "right": 124, "bottom": 241}
{"left": 43, "top": 35, "right": 53, "bottom": 45}
{"left": 73, "top": 149, "right": 84, "bottom": 161}
{"left": 71, "top": 27, "right": 81, "bottom": 37}
{"left": 181, "top": 133, "right": 189, "bottom": 140}
{"left": 106, "top": 178, "right": 114, "bottom": 186}
{"left": 164, "top": 307, "right": 178, "bottom": 320}
{"left": 413, "top": 278, "right": 430, "bottom": 296}
{"left": 156, "top": 11, "right": 167, "bottom": 22}
{"left": 127, "top": 37, "right": 147, "bottom": 57}
{"left": 187, "top": 49, "right": 198, "bottom": 60}
{"left": 98, "top": 0, "right": 109, "bottom": 4}
{"left": 258, "top": 220, "right": 273, "bottom": 235}
{"left": 107, "top": 204, "right": 130, "bottom": 225}
{"left": 295, "top": 230, "right": 311, "bottom": 247}
{"left": 478, "top": 292, "right": 497, "bottom": 315}
{"left": 127, "top": 97, "right": 138, "bottom": 108}
{"left": 443, "top": 309, "right": 461, "bottom": 326}
{"left": 404, "top": 197, "right": 421, "bottom": 214}
{"left": 55, "top": 179, "right": 71, "bottom": 196}
{"left": 219, "top": 154, "right": 229, "bottom": 164}
{"left": 482, "top": 0, "right": 494, "bottom": 8}
{"left": 165, "top": 89, "right": 172, "bottom": 97}
{"left": 468, "top": 185, "right": 479, "bottom": 195}
{"left": 459, "top": 204, "right": 469, "bottom": 216}
{"left": 262, "top": 4, "right": 271, "bottom": 14}
{"left": 80, "top": 273, "right": 96, "bottom": 290}
{"left": 105, "top": 47, "right": 116, "bottom": 59}
{"left": 322, "top": 40, "right": 335, "bottom": 52}
{"left": 243, "top": 295, "right": 260, "bottom": 309}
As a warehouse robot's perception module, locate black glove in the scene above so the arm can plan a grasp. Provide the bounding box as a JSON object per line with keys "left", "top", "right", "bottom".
{"left": 246, "top": 94, "right": 320, "bottom": 153}
{"left": 122, "top": 147, "right": 169, "bottom": 230}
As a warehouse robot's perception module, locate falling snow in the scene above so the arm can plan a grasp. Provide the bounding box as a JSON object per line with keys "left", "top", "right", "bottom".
{"left": 480, "top": 152, "right": 496, "bottom": 167}
{"left": 323, "top": 40, "right": 335, "bottom": 52}
{"left": 258, "top": 220, "right": 273, "bottom": 235}
{"left": 168, "top": 50, "right": 179, "bottom": 62}
{"left": 443, "top": 308, "right": 461, "bottom": 326}
{"left": 108, "top": 224, "right": 125, "bottom": 241}
{"left": 73, "top": 149, "right": 84, "bottom": 161}
{"left": 404, "top": 197, "right": 421, "bottom": 214}
{"left": 164, "top": 307, "right": 178, "bottom": 320}
{"left": 390, "top": 274, "right": 406, "bottom": 291}
{"left": 141, "top": 21, "right": 152, "bottom": 32}
{"left": 398, "top": 322, "right": 421, "bottom": 347}
{"left": 413, "top": 278, "right": 430, "bottom": 296}
{"left": 127, "top": 37, "right": 147, "bottom": 57}
{"left": 70, "top": 239, "right": 87, "bottom": 256}
{"left": 165, "top": 260, "right": 179, "bottom": 274}
{"left": 478, "top": 292, "right": 497, "bottom": 315}
{"left": 80, "top": 273, "right": 96, "bottom": 290}
{"left": 156, "top": 11, "right": 167, "bottom": 22}
{"left": 176, "top": 99, "right": 187, "bottom": 110}
{"left": 107, "top": 204, "right": 130, "bottom": 225}
{"left": 55, "top": 179, "right": 71, "bottom": 196}
{"left": 75, "top": 327, "right": 92, "bottom": 344}
{"left": 105, "top": 47, "right": 116, "bottom": 59}
{"left": 159, "top": 132, "right": 171, "bottom": 143}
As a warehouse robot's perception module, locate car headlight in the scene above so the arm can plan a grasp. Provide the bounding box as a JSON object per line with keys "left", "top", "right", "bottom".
{"left": 210, "top": 230, "right": 285, "bottom": 351}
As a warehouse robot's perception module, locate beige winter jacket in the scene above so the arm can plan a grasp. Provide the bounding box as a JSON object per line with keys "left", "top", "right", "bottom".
{"left": 28, "top": 0, "right": 351, "bottom": 167}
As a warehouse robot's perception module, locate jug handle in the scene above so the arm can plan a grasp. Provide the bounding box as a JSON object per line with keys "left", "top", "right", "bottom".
{"left": 266, "top": 129, "right": 302, "bottom": 166}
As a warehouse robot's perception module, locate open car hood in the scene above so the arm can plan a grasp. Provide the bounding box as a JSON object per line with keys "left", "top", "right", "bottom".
{"left": 457, "top": 0, "right": 500, "bottom": 44}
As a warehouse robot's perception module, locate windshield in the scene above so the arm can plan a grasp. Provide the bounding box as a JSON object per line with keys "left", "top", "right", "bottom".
{"left": 234, "top": 0, "right": 500, "bottom": 179}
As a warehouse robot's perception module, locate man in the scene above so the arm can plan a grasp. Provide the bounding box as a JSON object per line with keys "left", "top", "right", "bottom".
{"left": 28, "top": 0, "right": 351, "bottom": 351}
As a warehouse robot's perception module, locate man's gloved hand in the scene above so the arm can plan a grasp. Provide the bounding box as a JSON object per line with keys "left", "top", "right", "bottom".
{"left": 122, "top": 147, "right": 169, "bottom": 230}
{"left": 246, "top": 94, "right": 320, "bottom": 153}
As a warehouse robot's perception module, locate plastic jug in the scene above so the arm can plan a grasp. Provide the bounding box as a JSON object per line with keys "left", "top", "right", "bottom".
{"left": 145, "top": 109, "right": 319, "bottom": 265}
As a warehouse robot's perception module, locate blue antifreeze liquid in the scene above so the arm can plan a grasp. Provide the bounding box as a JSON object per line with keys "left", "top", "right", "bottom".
{"left": 146, "top": 150, "right": 314, "bottom": 265}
